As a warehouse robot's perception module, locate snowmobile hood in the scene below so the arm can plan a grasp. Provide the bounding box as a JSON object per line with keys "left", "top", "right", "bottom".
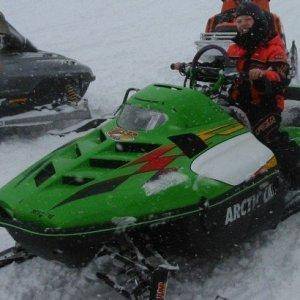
{"left": 0, "top": 84, "right": 278, "bottom": 236}
{"left": 0, "top": 50, "right": 95, "bottom": 79}
{"left": 0, "top": 50, "right": 95, "bottom": 100}
{"left": 1, "top": 51, "right": 74, "bottom": 64}
{"left": 0, "top": 16, "right": 95, "bottom": 101}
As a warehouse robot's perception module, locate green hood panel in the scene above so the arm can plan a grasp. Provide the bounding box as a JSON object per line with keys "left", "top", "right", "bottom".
{"left": 0, "top": 84, "right": 247, "bottom": 233}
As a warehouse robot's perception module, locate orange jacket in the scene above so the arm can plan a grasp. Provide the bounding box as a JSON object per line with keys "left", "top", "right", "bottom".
{"left": 227, "top": 34, "right": 288, "bottom": 110}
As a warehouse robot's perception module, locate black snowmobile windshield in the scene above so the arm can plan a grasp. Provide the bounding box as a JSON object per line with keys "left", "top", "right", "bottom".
{"left": 0, "top": 14, "right": 37, "bottom": 52}
{"left": 117, "top": 104, "right": 167, "bottom": 131}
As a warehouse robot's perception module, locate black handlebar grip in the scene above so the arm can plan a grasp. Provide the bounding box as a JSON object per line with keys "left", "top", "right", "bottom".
{"left": 170, "top": 63, "right": 176, "bottom": 70}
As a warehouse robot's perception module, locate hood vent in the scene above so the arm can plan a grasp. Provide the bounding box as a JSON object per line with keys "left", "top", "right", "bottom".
{"left": 115, "top": 142, "right": 160, "bottom": 153}
{"left": 34, "top": 163, "right": 55, "bottom": 186}
{"left": 99, "top": 130, "right": 106, "bottom": 142}
{"left": 90, "top": 158, "right": 129, "bottom": 169}
{"left": 75, "top": 144, "right": 81, "bottom": 157}
{"left": 62, "top": 176, "right": 93, "bottom": 186}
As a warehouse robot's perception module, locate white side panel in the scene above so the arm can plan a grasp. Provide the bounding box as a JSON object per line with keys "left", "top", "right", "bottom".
{"left": 191, "top": 132, "right": 274, "bottom": 186}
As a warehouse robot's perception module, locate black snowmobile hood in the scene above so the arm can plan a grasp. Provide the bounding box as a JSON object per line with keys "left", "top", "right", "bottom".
{"left": 0, "top": 51, "right": 69, "bottom": 63}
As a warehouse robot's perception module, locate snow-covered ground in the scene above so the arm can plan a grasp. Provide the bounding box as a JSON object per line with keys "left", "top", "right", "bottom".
{"left": 0, "top": 0, "right": 299, "bottom": 299}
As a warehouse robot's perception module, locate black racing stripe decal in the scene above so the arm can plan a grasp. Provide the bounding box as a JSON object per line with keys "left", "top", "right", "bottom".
{"left": 169, "top": 133, "right": 208, "bottom": 158}
{"left": 51, "top": 175, "right": 130, "bottom": 209}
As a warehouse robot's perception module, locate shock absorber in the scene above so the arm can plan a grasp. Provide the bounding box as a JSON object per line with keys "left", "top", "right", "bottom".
{"left": 65, "top": 84, "right": 81, "bottom": 105}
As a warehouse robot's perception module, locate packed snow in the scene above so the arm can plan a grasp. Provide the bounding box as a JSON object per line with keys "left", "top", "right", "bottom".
{"left": 0, "top": 0, "right": 299, "bottom": 299}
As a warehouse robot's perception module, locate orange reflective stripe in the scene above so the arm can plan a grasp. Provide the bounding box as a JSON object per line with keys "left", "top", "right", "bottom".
{"left": 251, "top": 88, "right": 262, "bottom": 105}
{"left": 276, "top": 97, "right": 285, "bottom": 111}
{"left": 265, "top": 70, "right": 281, "bottom": 82}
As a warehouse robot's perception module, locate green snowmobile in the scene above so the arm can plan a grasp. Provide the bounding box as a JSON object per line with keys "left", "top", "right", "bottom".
{"left": 0, "top": 45, "right": 299, "bottom": 299}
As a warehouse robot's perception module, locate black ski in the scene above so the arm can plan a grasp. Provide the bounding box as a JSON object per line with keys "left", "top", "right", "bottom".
{"left": 48, "top": 118, "right": 106, "bottom": 137}
{"left": 0, "top": 246, "right": 35, "bottom": 268}
{"left": 95, "top": 246, "right": 178, "bottom": 299}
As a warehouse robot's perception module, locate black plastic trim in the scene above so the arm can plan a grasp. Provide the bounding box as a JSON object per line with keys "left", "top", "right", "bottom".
{"left": 115, "top": 142, "right": 160, "bottom": 153}
{"left": 62, "top": 176, "right": 93, "bottom": 186}
{"left": 169, "top": 133, "right": 208, "bottom": 158}
{"left": 90, "top": 158, "right": 129, "bottom": 169}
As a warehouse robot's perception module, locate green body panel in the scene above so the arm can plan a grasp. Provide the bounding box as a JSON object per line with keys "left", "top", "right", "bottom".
{"left": 0, "top": 84, "right": 267, "bottom": 235}
{"left": 282, "top": 126, "right": 300, "bottom": 145}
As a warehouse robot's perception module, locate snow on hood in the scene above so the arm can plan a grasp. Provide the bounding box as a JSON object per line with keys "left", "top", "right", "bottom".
{"left": 111, "top": 216, "right": 137, "bottom": 232}
{"left": 143, "top": 171, "right": 188, "bottom": 196}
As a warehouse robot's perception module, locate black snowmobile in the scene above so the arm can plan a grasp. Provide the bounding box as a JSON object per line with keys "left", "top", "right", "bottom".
{"left": 0, "top": 12, "right": 95, "bottom": 137}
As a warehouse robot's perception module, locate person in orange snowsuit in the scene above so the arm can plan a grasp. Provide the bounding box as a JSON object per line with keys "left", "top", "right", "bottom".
{"left": 227, "top": 2, "right": 299, "bottom": 187}
{"left": 205, "top": 0, "right": 283, "bottom": 38}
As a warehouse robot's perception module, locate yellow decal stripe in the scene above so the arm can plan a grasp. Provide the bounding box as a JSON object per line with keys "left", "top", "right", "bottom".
{"left": 198, "top": 123, "right": 244, "bottom": 141}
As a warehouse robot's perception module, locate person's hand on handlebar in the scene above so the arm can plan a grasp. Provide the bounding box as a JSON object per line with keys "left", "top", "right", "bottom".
{"left": 170, "top": 62, "right": 186, "bottom": 71}
{"left": 249, "top": 68, "right": 266, "bottom": 81}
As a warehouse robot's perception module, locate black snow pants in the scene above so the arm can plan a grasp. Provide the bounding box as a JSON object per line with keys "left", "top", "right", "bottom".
{"left": 247, "top": 105, "right": 300, "bottom": 188}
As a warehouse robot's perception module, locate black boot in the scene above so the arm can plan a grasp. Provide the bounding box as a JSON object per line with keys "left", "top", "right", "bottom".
{"left": 269, "top": 133, "right": 300, "bottom": 190}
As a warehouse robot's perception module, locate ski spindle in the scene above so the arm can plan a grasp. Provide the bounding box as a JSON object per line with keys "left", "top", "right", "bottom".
{"left": 149, "top": 267, "right": 170, "bottom": 300}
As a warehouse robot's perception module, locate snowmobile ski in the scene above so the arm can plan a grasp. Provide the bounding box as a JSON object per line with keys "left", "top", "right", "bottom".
{"left": 0, "top": 245, "right": 35, "bottom": 268}
{"left": 215, "top": 296, "right": 229, "bottom": 300}
{"left": 0, "top": 100, "right": 92, "bottom": 138}
{"left": 95, "top": 245, "right": 177, "bottom": 300}
{"left": 281, "top": 191, "right": 300, "bottom": 221}
{"left": 48, "top": 117, "right": 106, "bottom": 137}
